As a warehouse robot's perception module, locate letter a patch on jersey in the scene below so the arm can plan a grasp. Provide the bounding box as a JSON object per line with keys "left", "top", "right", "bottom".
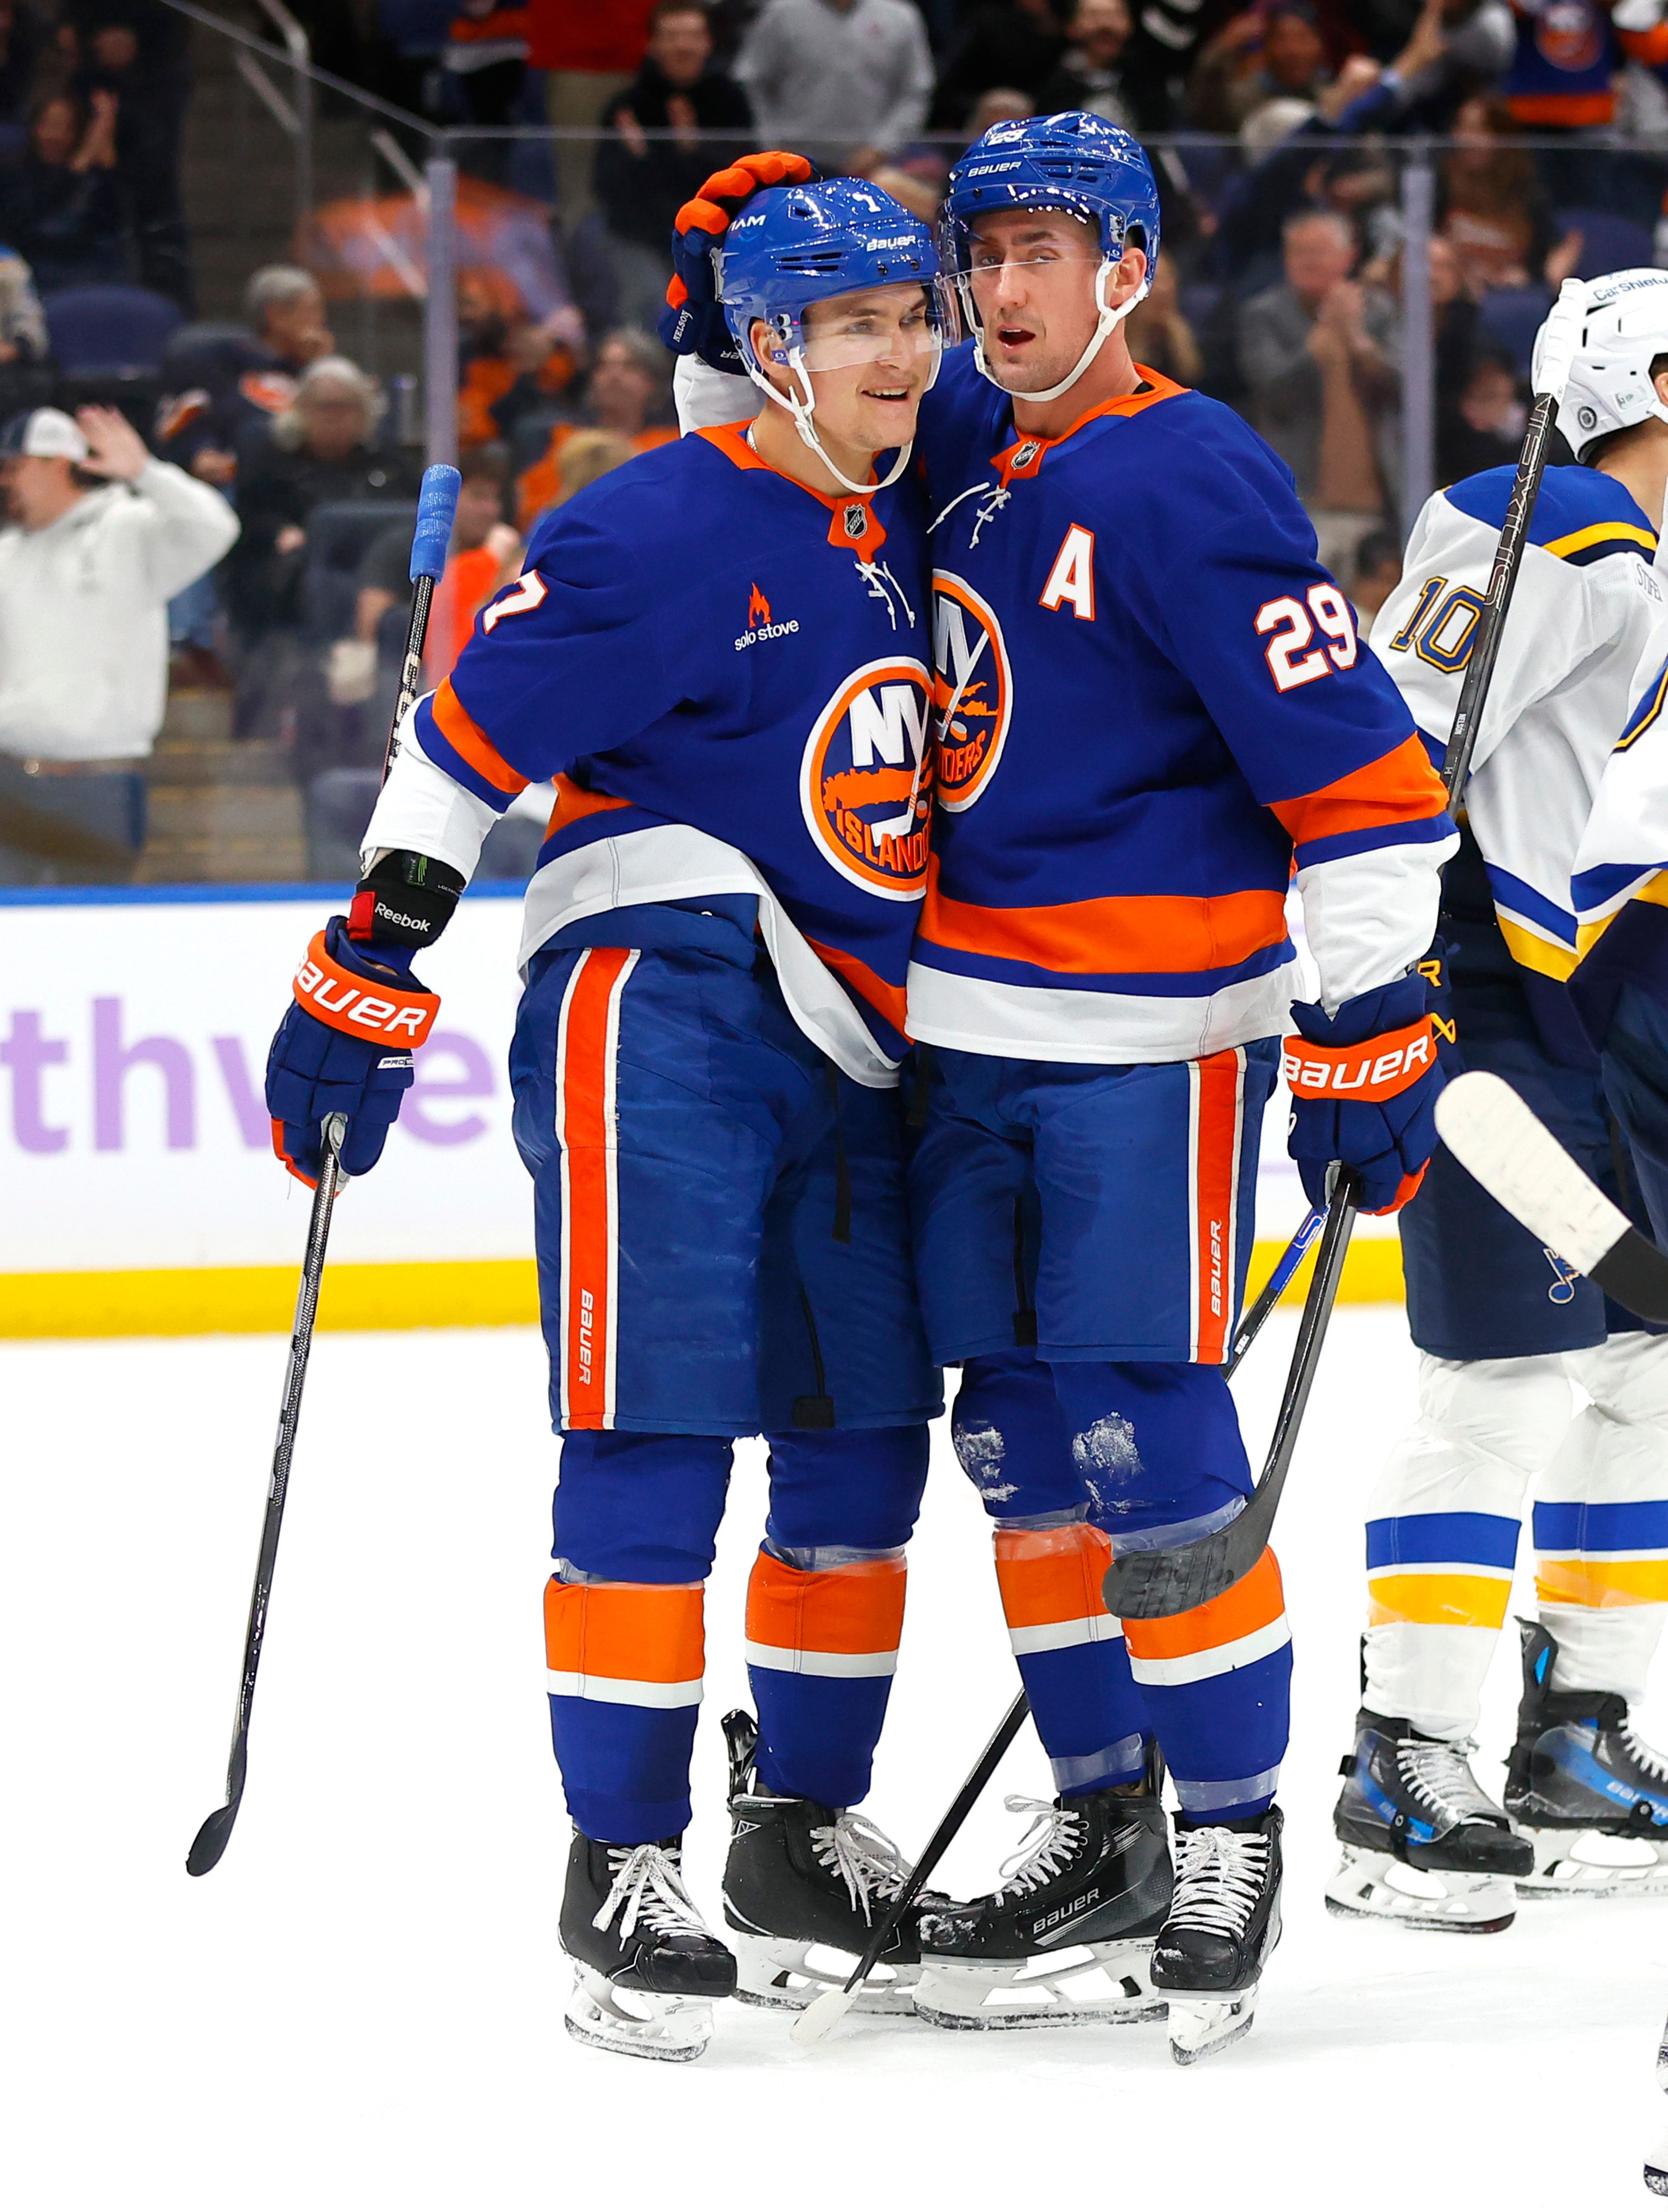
{"left": 1040, "top": 525, "right": 1096, "bottom": 621}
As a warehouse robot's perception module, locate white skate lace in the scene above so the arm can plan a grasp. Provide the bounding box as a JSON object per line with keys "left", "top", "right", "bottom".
{"left": 592, "top": 1844, "right": 714, "bottom": 1945}
{"left": 990, "top": 1795, "right": 1087, "bottom": 1899}
{"left": 1395, "top": 1737, "right": 1505, "bottom": 1824}
{"left": 809, "top": 1812, "right": 913, "bottom": 1925}
{"left": 1620, "top": 1722, "right": 1668, "bottom": 1785}
{"left": 1168, "top": 1827, "right": 1268, "bottom": 1939}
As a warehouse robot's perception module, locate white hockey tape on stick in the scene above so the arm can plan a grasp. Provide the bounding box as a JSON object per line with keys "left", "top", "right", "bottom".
{"left": 1434, "top": 1071, "right": 1629, "bottom": 1270}
{"left": 1532, "top": 278, "right": 1585, "bottom": 404}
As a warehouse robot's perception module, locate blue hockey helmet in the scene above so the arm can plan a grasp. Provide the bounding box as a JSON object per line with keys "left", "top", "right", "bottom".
{"left": 943, "top": 113, "right": 1162, "bottom": 401}
{"left": 716, "top": 177, "right": 948, "bottom": 493}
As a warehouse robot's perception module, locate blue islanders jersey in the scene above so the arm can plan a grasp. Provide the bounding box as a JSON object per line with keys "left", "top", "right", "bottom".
{"left": 373, "top": 424, "right": 932, "bottom": 1085}
{"left": 904, "top": 345, "right": 1456, "bottom": 1062}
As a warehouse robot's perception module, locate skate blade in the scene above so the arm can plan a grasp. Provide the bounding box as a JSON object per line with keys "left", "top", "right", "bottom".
{"left": 730, "top": 1932, "right": 918, "bottom": 2017}
{"left": 912, "top": 1943, "right": 1165, "bottom": 2032}
{"left": 1324, "top": 1846, "right": 1518, "bottom": 1935}
{"left": 1515, "top": 1827, "right": 1668, "bottom": 1901}
{"left": 563, "top": 1964, "right": 715, "bottom": 2063}
{"left": 1164, "top": 1987, "right": 1258, "bottom": 2066}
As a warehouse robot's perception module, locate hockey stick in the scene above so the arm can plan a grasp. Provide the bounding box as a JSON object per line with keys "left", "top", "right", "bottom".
{"left": 791, "top": 1688, "right": 1033, "bottom": 2047}
{"left": 1102, "top": 281, "right": 1589, "bottom": 1623}
{"left": 1225, "top": 1204, "right": 1325, "bottom": 1377}
{"left": 1433, "top": 1071, "right": 1668, "bottom": 1323}
{"left": 186, "top": 464, "right": 461, "bottom": 1876}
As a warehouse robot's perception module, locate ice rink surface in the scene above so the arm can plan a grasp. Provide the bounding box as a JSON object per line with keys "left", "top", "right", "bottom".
{"left": 9, "top": 1307, "right": 1668, "bottom": 2210}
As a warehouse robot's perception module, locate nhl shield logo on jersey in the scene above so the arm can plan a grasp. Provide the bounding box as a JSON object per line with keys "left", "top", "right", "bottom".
{"left": 931, "top": 572, "right": 1013, "bottom": 813}
{"left": 801, "top": 656, "right": 933, "bottom": 900}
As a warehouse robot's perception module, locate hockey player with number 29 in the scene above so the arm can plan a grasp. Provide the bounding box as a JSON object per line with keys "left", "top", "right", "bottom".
{"left": 261, "top": 168, "right": 957, "bottom": 2062}
{"left": 669, "top": 115, "right": 1456, "bottom": 2061}
{"left": 1332, "top": 271, "right": 1668, "bottom": 1936}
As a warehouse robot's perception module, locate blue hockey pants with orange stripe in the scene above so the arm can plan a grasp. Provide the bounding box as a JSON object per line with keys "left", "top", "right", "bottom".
{"left": 913, "top": 1044, "right": 1290, "bottom": 1821}
{"left": 510, "top": 933, "right": 941, "bottom": 1845}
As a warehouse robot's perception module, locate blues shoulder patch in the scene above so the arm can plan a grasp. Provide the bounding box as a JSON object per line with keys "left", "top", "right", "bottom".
{"left": 1445, "top": 462, "right": 1658, "bottom": 566}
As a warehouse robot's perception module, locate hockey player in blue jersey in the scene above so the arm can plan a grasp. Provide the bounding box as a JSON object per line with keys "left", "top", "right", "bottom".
{"left": 667, "top": 116, "right": 1456, "bottom": 2060}
{"left": 260, "top": 168, "right": 954, "bottom": 2062}
{"left": 1332, "top": 272, "right": 1668, "bottom": 1935}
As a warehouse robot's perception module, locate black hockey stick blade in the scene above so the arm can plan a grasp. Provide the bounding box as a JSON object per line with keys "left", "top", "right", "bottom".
{"left": 1101, "top": 1174, "right": 1359, "bottom": 1620}
{"left": 1434, "top": 1072, "right": 1668, "bottom": 1323}
{"left": 186, "top": 1735, "right": 248, "bottom": 1875}
{"left": 791, "top": 1690, "right": 1031, "bottom": 2047}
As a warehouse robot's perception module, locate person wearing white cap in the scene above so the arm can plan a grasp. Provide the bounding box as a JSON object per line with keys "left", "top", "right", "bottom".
{"left": 0, "top": 402, "right": 238, "bottom": 882}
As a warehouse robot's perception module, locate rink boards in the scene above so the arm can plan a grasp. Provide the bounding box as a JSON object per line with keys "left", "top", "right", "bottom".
{"left": 0, "top": 885, "right": 1402, "bottom": 1336}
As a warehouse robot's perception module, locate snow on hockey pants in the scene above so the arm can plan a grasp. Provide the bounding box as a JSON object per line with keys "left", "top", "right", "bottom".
{"left": 909, "top": 1042, "right": 1291, "bottom": 1823}
{"left": 1370, "top": 980, "right": 1668, "bottom": 1737}
{"left": 510, "top": 933, "right": 940, "bottom": 1846}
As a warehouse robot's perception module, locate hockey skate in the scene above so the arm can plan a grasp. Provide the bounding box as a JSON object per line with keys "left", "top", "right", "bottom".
{"left": 1505, "top": 1623, "right": 1668, "bottom": 1899}
{"left": 560, "top": 1830, "right": 737, "bottom": 2063}
{"left": 1325, "top": 1709, "right": 1532, "bottom": 1933}
{"left": 1151, "top": 1807, "right": 1281, "bottom": 2064}
{"left": 721, "top": 1710, "right": 940, "bottom": 2017}
{"left": 911, "top": 1761, "right": 1172, "bottom": 2031}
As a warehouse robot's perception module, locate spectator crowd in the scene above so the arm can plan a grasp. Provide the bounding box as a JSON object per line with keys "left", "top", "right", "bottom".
{"left": 7, "top": 0, "right": 1668, "bottom": 883}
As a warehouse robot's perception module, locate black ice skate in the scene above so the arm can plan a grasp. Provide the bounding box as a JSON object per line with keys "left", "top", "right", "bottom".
{"left": 1150, "top": 1806, "right": 1282, "bottom": 2064}
{"left": 1505, "top": 1620, "right": 1668, "bottom": 1899}
{"left": 560, "top": 1829, "right": 737, "bottom": 2063}
{"left": 1325, "top": 1708, "right": 1532, "bottom": 1933}
{"left": 721, "top": 1709, "right": 938, "bottom": 2016}
{"left": 911, "top": 1757, "right": 1172, "bottom": 2031}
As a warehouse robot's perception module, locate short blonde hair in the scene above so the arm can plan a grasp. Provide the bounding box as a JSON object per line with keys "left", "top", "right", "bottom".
{"left": 557, "top": 429, "right": 635, "bottom": 502}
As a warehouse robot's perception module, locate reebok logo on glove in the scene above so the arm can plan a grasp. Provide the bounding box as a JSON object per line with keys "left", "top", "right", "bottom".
{"left": 292, "top": 930, "right": 440, "bottom": 1046}
{"left": 1281, "top": 1018, "right": 1435, "bottom": 1101}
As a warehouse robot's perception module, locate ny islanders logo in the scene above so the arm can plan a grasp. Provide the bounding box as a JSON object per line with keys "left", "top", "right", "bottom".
{"left": 931, "top": 572, "right": 1012, "bottom": 812}
{"left": 801, "top": 657, "right": 933, "bottom": 899}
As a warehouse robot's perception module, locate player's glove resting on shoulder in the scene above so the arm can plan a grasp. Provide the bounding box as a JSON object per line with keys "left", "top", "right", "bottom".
{"left": 658, "top": 149, "right": 819, "bottom": 372}
{"left": 1284, "top": 971, "right": 1444, "bottom": 1217}
{"left": 265, "top": 908, "right": 444, "bottom": 1188}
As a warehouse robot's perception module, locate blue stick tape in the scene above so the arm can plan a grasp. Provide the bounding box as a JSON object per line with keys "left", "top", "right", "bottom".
{"left": 409, "top": 463, "right": 462, "bottom": 582}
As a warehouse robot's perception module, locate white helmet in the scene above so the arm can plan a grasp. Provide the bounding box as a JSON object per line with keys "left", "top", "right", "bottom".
{"left": 1537, "top": 268, "right": 1668, "bottom": 462}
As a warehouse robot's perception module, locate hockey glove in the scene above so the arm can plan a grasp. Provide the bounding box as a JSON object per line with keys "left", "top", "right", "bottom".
{"left": 1284, "top": 971, "right": 1443, "bottom": 1217}
{"left": 658, "top": 149, "right": 821, "bottom": 373}
{"left": 266, "top": 914, "right": 441, "bottom": 1187}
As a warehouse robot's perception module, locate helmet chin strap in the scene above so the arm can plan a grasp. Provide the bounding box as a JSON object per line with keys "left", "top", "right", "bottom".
{"left": 967, "top": 255, "right": 1150, "bottom": 406}
{"left": 745, "top": 346, "right": 913, "bottom": 497}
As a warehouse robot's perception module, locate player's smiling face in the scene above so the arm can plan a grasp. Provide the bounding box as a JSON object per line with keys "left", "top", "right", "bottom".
{"left": 967, "top": 209, "right": 1146, "bottom": 394}
{"left": 752, "top": 281, "right": 936, "bottom": 461}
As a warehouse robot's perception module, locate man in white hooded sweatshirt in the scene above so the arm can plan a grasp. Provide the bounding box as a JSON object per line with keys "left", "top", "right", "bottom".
{"left": 0, "top": 404, "right": 238, "bottom": 882}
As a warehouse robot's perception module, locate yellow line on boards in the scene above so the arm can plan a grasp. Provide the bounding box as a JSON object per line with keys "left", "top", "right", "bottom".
{"left": 0, "top": 1237, "right": 1406, "bottom": 1340}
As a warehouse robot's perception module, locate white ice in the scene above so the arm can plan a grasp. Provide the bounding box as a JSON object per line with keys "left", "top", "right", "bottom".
{"left": 7, "top": 1308, "right": 1668, "bottom": 2210}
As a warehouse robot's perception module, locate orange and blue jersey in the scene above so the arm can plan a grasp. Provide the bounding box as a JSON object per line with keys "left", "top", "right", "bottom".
{"left": 1505, "top": 0, "right": 1668, "bottom": 128}
{"left": 906, "top": 345, "right": 1454, "bottom": 1061}
{"left": 398, "top": 421, "right": 934, "bottom": 1083}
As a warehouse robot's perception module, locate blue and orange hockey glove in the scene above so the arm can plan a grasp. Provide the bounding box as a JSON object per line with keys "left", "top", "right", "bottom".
{"left": 1284, "top": 971, "right": 1444, "bottom": 1217}
{"left": 658, "top": 149, "right": 820, "bottom": 372}
{"left": 265, "top": 914, "right": 440, "bottom": 1186}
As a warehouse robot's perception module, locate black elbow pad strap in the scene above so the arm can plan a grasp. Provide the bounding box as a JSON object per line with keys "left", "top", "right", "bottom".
{"left": 348, "top": 851, "right": 467, "bottom": 949}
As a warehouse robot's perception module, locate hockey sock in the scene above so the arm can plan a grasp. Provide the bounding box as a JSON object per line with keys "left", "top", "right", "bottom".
{"left": 1534, "top": 1331, "right": 1668, "bottom": 1705}
{"left": 1046, "top": 1361, "right": 1290, "bottom": 1820}
{"left": 546, "top": 1431, "right": 734, "bottom": 1845}
{"left": 1363, "top": 1352, "right": 1567, "bottom": 1738}
{"left": 954, "top": 1353, "right": 1148, "bottom": 1795}
{"left": 745, "top": 1547, "right": 907, "bottom": 1806}
{"left": 746, "top": 1426, "right": 929, "bottom": 1807}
